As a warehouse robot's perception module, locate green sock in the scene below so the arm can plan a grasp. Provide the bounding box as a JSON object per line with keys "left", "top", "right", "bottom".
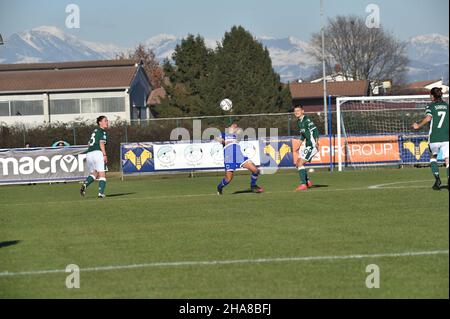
{"left": 84, "top": 175, "right": 95, "bottom": 187}
{"left": 99, "top": 178, "right": 106, "bottom": 194}
{"left": 430, "top": 160, "right": 440, "bottom": 179}
{"left": 298, "top": 167, "right": 307, "bottom": 185}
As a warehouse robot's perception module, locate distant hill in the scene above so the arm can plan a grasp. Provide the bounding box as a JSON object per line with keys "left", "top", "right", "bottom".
{"left": 0, "top": 26, "right": 448, "bottom": 83}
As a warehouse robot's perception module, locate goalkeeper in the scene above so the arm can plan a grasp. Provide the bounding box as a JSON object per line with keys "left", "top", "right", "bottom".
{"left": 412, "top": 87, "right": 449, "bottom": 191}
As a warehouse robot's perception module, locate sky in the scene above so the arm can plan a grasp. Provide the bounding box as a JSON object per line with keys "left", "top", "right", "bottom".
{"left": 0, "top": 0, "right": 448, "bottom": 46}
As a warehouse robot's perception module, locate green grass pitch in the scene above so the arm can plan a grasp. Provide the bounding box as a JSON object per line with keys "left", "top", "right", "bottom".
{"left": 0, "top": 167, "right": 448, "bottom": 298}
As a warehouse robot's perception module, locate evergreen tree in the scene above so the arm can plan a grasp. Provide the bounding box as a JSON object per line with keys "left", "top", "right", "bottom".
{"left": 205, "top": 26, "right": 291, "bottom": 115}
{"left": 156, "top": 27, "right": 292, "bottom": 118}
{"left": 156, "top": 35, "right": 213, "bottom": 116}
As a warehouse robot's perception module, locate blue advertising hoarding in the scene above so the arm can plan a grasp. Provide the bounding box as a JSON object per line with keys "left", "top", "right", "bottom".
{"left": 121, "top": 134, "right": 445, "bottom": 175}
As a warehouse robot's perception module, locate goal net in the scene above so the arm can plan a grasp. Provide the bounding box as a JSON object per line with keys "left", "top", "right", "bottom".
{"left": 336, "top": 94, "right": 449, "bottom": 171}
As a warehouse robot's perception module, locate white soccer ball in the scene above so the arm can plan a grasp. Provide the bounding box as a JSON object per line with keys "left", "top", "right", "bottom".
{"left": 220, "top": 98, "right": 233, "bottom": 111}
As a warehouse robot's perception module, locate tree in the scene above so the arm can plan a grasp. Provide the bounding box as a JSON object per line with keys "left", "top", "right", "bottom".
{"left": 309, "top": 15, "right": 409, "bottom": 85}
{"left": 205, "top": 26, "right": 291, "bottom": 115}
{"left": 116, "top": 44, "right": 164, "bottom": 88}
{"left": 157, "top": 34, "right": 213, "bottom": 116}
{"left": 156, "top": 27, "right": 291, "bottom": 118}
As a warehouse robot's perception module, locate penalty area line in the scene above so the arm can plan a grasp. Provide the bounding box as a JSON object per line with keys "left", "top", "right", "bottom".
{"left": 368, "top": 180, "right": 433, "bottom": 189}
{"left": 0, "top": 249, "right": 447, "bottom": 277}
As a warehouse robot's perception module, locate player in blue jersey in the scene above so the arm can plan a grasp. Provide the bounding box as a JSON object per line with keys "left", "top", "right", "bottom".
{"left": 216, "top": 123, "right": 264, "bottom": 195}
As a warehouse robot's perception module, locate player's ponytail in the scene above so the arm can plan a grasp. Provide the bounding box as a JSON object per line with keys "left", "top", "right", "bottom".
{"left": 430, "top": 87, "right": 443, "bottom": 101}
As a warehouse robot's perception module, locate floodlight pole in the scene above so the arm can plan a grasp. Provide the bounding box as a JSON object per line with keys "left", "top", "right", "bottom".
{"left": 321, "top": 0, "right": 328, "bottom": 135}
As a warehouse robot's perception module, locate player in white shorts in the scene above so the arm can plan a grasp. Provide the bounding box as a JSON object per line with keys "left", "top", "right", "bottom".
{"left": 413, "top": 87, "right": 449, "bottom": 190}
{"left": 80, "top": 116, "right": 109, "bottom": 198}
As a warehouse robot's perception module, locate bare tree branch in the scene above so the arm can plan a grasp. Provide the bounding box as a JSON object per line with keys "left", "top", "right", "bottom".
{"left": 116, "top": 44, "right": 164, "bottom": 88}
{"left": 308, "top": 15, "right": 409, "bottom": 85}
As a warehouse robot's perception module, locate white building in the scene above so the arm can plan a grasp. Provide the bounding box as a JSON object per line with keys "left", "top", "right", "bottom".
{"left": 406, "top": 79, "right": 449, "bottom": 94}
{"left": 0, "top": 60, "right": 152, "bottom": 127}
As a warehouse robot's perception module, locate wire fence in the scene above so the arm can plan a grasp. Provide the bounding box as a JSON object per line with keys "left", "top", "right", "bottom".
{"left": 0, "top": 112, "right": 329, "bottom": 171}
{"left": 0, "top": 107, "right": 431, "bottom": 171}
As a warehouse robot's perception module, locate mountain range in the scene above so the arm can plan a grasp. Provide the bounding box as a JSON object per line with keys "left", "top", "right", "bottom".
{"left": 0, "top": 26, "right": 448, "bottom": 83}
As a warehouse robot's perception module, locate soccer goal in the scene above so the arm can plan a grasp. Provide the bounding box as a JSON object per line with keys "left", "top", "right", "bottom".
{"left": 336, "top": 94, "right": 449, "bottom": 171}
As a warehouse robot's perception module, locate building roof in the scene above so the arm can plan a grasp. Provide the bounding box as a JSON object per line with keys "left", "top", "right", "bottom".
{"left": 406, "top": 79, "right": 442, "bottom": 89}
{"left": 0, "top": 60, "right": 140, "bottom": 94}
{"left": 290, "top": 80, "right": 370, "bottom": 99}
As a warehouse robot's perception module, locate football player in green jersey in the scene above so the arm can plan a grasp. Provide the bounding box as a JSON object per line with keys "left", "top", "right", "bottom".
{"left": 293, "top": 105, "right": 320, "bottom": 191}
{"left": 413, "top": 87, "right": 449, "bottom": 190}
{"left": 80, "top": 116, "right": 109, "bottom": 198}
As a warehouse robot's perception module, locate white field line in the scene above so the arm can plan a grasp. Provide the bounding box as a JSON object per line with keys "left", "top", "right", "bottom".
{"left": 0, "top": 182, "right": 434, "bottom": 208}
{"left": 368, "top": 180, "right": 433, "bottom": 189}
{"left": 0, "top": 250, "right": 447, "bottom": 277}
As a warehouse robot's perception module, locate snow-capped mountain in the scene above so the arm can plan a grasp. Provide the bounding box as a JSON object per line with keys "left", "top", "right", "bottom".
{"left": 0, "top": 26, "right": 123, "bottom": 63}
{"left": 0, "top": 26, "right": 448, "bottom": 83}
{"left": 144, "top": 34, "right": 180, "bottom": 61}
{"left": 408, "top": 33, "right": 448, "bottom": 63}
{"left": 143, "top": 34, "right": 218, "bottom": 61}
{"left": 257, "top": 36, "right": 318, "bottom": 82}
{"left": 260, "top": 33, "right": 449, "bottom": 83}
{"left": 141, "top": 34, "right": 318, "bottom": 82}
{"left": 406, "top": 33, "right": 449, "bottom": 83}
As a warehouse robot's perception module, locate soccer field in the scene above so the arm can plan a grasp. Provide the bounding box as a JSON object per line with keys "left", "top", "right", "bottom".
{"left": 0, "top": 167, "right": 448, "bottom": 298}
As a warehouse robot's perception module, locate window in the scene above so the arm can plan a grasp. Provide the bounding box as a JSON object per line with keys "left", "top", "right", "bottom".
{"left": 91, "top": 97, "right": 125, "bottom": 113}
{"left": 11, "top": 100, "right": 44, "bottom": 116}
{"left": 50, "top": 99, "right": 80, "bottom": 115}
{"left": 0, "top": 101, "right": 9, "bottom": 116}
{"left": 81, "top": 98, "right": 92, "bottom": 113}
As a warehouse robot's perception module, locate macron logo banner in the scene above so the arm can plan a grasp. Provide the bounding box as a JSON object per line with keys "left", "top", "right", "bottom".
{"left": 0, "top": 146, "right": 88, "bottom": 185}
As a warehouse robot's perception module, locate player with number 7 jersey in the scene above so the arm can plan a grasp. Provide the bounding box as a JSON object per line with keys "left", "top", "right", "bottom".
{"left": 412, "top": 87, "right": 449, "bottom": 191}
{"left": 426, "top": 100, "right": 449, "bottom": 144}
{"left": 80, "top": 116, "right": 109, "bottom": 198}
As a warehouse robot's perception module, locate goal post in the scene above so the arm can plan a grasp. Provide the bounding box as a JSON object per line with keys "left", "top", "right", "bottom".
{"left": 336, "top": 94, "right": 449, "bottom": 171}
